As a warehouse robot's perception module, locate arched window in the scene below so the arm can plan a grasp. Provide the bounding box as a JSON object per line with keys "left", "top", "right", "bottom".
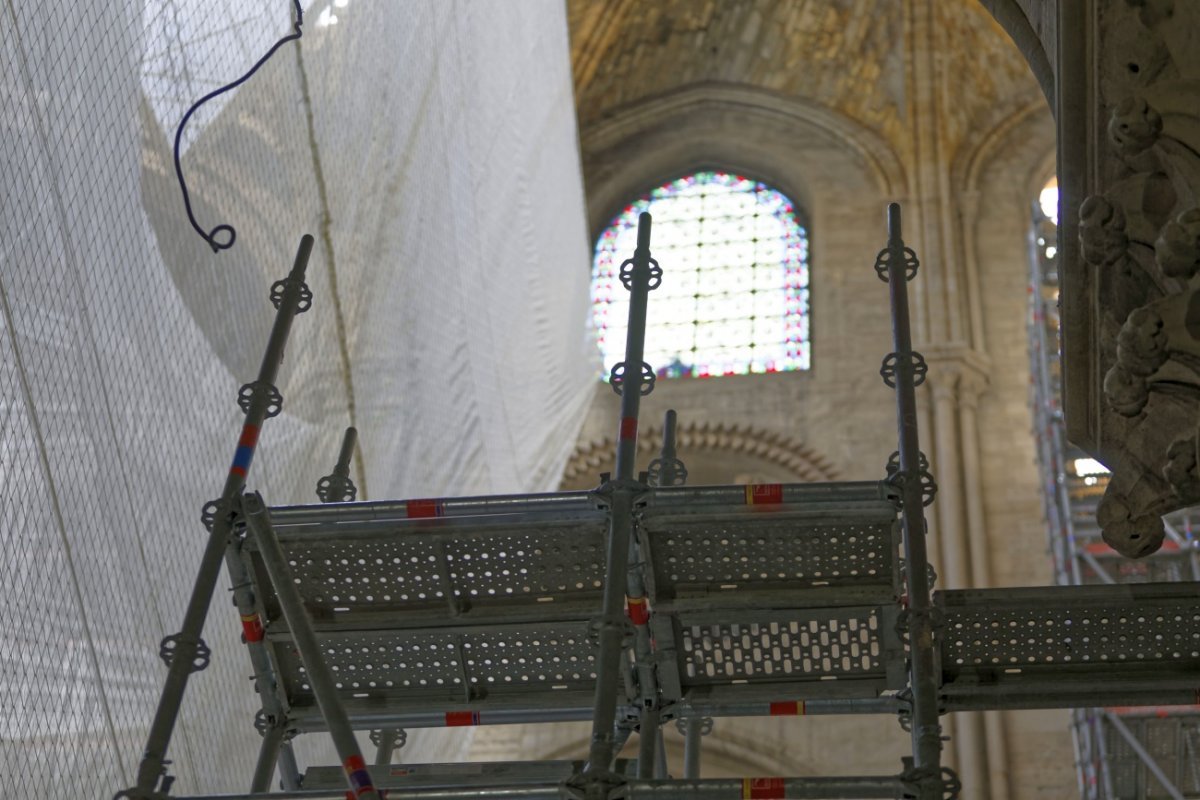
{"left": 591, "top": 171, "right": 810, "bottom": 378}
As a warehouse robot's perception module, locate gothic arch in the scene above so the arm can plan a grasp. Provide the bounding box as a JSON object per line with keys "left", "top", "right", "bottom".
{"left": 561, "top": 420, "right": 840, "bottom": 488}
{"left": 579, "top": 83, "right": 907, "bottom": 239}
{"left": 953, "top": 97, "right": 1055, "bottom": 199}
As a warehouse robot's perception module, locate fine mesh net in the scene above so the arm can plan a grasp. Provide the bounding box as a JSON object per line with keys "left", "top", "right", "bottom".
{"left": 0, "top": 0, "right": 596, "bottom": 793}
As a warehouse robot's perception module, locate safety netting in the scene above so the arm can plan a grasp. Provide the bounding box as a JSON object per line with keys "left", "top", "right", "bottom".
{"left": 0, "top": 0, "right": 596, "bottom": 793}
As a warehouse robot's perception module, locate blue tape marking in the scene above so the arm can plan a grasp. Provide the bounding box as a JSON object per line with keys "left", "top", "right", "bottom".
{"left": 232, "top": 445, "right": 254, "bottom": 472}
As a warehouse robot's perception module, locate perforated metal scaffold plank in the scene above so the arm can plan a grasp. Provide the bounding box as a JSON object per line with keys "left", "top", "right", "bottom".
{"left": 243, "top": 482, "right": 916, "bottom": 733}
{"left": 938, "top": 583, "right": 1200, "bottom": 710}
{"left": 249, "top": 489, "right": 1200, "bottom": 735}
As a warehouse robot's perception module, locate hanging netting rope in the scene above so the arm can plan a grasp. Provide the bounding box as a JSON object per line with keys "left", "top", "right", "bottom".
{"left": 173, "top": 0, "right": 304, "bottom": 253}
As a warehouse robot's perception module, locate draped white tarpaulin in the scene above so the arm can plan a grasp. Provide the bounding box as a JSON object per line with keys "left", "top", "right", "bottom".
{"left": 0, "top": 0, "right": 596, "bottom": 792}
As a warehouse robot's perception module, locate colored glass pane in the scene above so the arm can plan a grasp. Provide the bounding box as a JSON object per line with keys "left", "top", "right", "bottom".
{"left": 591, "top": 171, "right": 810, "bottom": 378}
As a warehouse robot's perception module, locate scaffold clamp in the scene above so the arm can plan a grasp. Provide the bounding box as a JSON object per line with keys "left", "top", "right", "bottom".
{"left": 588, "top": 613, "right": 636, "bottom": 650}
{"left": 619, "top": 256, "right": 663, "bottom": 291}
{"left": 370, "top": 728, "right": 408, "bottom": 751}
{"left": 254, "top": 708, "right": 297, "bottom": 741}
{"left": 874, "top": 244, "right": 920, "bottom": 282}
{"left": 899, "top": 558, "right": 939, "bottom": 591}
{"left": 647, "top": 456, "right": 687, "bottom": 486}
{"left": 269, "top": 276, "right": 313, "bottom": 313}
{"left": 673, "top": 716, "right": 714, "bottom": 736}
{"left": 610, "top": 361, "right": 656, "bottom": 396}
{"left": 200, "top": 497, "right": 234, "bottom": 534}
{"left": 238, "top": 381, "right": 283, "bottom": 418}
{"left": 886, "top": 451, "right": 937, "bottom": 507}
{"left": 881, "top": 350, "right": 928, "bottom": 388}
{"left": 895, "top": 607, "right": 945, "bottom": 646}
{"left": 316, "top": 472, "right": 357, "bottom": 503}
{"left": 158, "top": 633, "right": 211, "bottom": 673}
{"left": 561, "top": 768, "right": 626, "bottom": 800}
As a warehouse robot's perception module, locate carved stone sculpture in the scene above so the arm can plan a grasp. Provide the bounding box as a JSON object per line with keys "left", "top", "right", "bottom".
{"left": 1063, "top": 0, "right": 1200, "bottom": 557}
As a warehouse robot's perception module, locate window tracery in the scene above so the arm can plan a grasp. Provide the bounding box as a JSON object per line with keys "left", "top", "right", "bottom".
{"left": 591, "top": 171, "right": 810, "bottom": 378}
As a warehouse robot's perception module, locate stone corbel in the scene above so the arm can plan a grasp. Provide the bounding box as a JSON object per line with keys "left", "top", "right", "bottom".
{"left": 1070, "top": 0, "right": 1200, "bottom": 557}
{"left": 921, "top": 345, "right": 992, "bottom": 405}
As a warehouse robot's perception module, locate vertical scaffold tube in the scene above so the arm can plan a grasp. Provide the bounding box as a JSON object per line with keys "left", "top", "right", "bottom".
{"left": 336, "top": 426, "right": 357, "bottom": 473}
{"left": 236, "top": 535, "right": 301, "bottom": 792}
{"left": 581, "top": 213, "right": 657, "bottom": 797}
{"left": 250, "top": 723, "right": 286, "bottom": 792}
{"left": 661, "top": 410, "right": 677, "bottom": 460}
{"left": 637, "top": 705, "right": 661, "bottom": 779}
{"left": 883, "top": 204, "right": 944, "bottom": 799}
{"left": 683, "top": 718, "right": 702, "bottom": 779}
{"left": 374, "top": 729, "right": 400, "bottom": 767}
{"left": 130, "top": 235, "right": 314, "bottom": 797}
{"left": 242, "top": 493, "right": 380, "bottom": 800}
{"left": 620, "top": 216, "right": 662, "bottom": 779}
{"left": 616, "top": 213, "right": 654, "bottom": 481}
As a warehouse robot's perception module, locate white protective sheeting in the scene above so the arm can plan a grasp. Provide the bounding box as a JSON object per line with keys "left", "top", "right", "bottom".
{"left": 0, "top": 0, "right": 597, "bottom": 793}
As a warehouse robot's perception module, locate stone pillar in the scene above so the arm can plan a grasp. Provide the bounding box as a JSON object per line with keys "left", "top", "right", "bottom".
{"left": 902, "top": 1, "right": 1027, "bottom": 794}
{"left": 929, "top": 366, "right": 970, "bottom": 593}
{"left": 958, "top": 367, "right": 1011, "bottom": 800}
{"left": 926, "top": 362, "right": 988, "bottom": 799}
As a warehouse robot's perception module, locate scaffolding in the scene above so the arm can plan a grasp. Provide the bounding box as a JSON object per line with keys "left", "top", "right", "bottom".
{"left": 116, "top": 205, "right": 1200, "bottom": 800}
{"left": 1028, "top": 201, "right": 1200, "bottom": 799}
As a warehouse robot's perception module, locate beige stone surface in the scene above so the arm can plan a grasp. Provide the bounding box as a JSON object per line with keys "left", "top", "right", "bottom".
{"left": 472, "top": 2, "right": 1080, "bottom": 797}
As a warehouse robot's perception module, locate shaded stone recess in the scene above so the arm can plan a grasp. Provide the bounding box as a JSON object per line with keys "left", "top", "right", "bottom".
{"left": 1060, "top": 0, "right": 1200, "bottom": 557}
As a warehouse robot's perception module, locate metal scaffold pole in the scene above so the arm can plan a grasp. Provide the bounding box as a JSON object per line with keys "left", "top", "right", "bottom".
{"left": 172, "top": 775, "right": 909, "bottom": 800}
{"left": 572, "top": 212, "right": 662, "bottom": 799}
{"left": 876, "top": 204, "right": 950, "bottom": 800}
{"left": 121, "top": 235, "right": 315, "bottom": 800}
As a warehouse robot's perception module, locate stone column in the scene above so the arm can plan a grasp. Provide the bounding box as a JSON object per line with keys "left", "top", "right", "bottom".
{"left": 929, "top": 366, "right": 970, "bottom": 593}
{"left": 926, "top": 364, "right": 989, "bottom": 799}
{"left": 958, "top": 367, "right": 1011, "bottom": 800}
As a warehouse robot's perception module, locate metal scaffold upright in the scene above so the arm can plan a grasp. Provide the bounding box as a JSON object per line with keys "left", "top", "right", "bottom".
{"left": 118, "top": 206, "right": 1200, "bottom": 800}
{"left": 875, "top": 204, "right": 952, "bottom": 800}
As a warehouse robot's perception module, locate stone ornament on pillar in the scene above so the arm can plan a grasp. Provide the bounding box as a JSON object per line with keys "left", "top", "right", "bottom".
{"left": 1066, "top": 0, "right": 1200, "bottom": 557}
{"left": 954, "top": 368, "right": 988, "bottom": 414}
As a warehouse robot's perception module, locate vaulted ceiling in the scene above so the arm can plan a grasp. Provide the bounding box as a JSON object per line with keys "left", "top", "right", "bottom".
{"left": 567, "top": 0, "right": 1045, "bottom": 183}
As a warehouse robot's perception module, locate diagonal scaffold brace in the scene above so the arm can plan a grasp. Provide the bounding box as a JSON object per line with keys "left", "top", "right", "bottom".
{"left": 118, "top": 236, "right": 315, "bottom": 800}
{"left": 238, "top": 491, "right": 381, "bottom": 800}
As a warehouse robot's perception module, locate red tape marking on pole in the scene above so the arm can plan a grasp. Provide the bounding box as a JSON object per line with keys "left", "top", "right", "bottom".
{"left": 240, "top": 612, "right": 264, "bottom": 643}
{"left": 745, "top": 484, "right": 783, "bottom": 506}
{"left": 444, "top": 710, "right": 481, "bottom": 727}
{"left": 742, "top": 777, "right": 785, "bottom": 799}
{"left": 406, "top": 499, "right": 443, "bottom": 518}
{"left": 342, "top": 754, "right": 376, "bottom": 798}
{"left": 619, "top": 416, "right": 638, "bottom": 441}
{"left": 768, "top": 701, "right": 805, "bottom": 716}
{"left": 626, "top": 596, "right": 650, "bottom": 626}
{"left": 238, "top": 424, "right": 261, "bottom": 448}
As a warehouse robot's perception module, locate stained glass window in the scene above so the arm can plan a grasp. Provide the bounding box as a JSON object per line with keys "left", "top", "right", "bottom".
{"left": 591, "top": 171, "right": 810, "bottom": 379}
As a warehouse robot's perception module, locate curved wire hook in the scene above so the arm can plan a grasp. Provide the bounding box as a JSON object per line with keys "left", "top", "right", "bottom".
{"left": 173, "top": 1, "right": 304, "bottom": 253}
